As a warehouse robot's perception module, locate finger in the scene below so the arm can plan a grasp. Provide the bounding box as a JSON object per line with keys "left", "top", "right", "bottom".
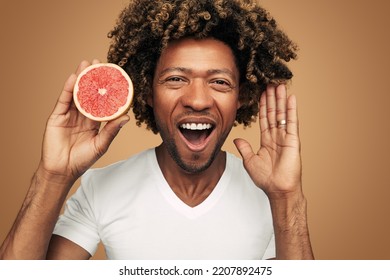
{"left": 259, "top": 92, "right": 269, "bottom": 134}
{"left": 233, "top": 138, "right": 255, "bottom": 162}
{"left": 275, "top": 84, "right": 287, "bottom": 129}
{"left": 51, "top": 61, "right": 98, "bottom": 118}
{"left": 91, "top": 58, "right": 101, "bottom": 65}
{"left": 266, "top": 85, "right": 277, "bottom": 129}
{"left": 286, "top": 94, "right": 299, "bottom": 136}
{"left": 74, "top": 60, "right": 102, "bottom": 125}
{"left": 75, "top": 60, "right": 91, "bottom": 76}
{"left": 94, "top": 114, "right": 130, "bottom": 156}
{"left": 51, "top": 73, "right": 77, "bottom": 116}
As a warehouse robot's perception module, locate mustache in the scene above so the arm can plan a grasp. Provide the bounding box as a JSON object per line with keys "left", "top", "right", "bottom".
{"left": 174, "top": 110, "right": 216, "bottom": 120}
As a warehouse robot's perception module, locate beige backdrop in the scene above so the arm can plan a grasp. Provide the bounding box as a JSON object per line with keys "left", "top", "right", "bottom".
{"left": 1, "top": 0, "right": 389, "bottom": 260}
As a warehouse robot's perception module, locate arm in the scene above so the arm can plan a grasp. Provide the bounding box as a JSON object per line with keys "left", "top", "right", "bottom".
{"left": 0, "top": 60, "right": 129, "bottom": 259}
{"left": 0, "top": 169, "right": 90, "bottom": 259}
{"left": 234, "top": 84, "right": 314, "bottom": 259}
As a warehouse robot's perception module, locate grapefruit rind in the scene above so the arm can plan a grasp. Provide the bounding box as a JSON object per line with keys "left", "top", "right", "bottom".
{"left": 73, "top": 63, "right": 133, "bottom": 122}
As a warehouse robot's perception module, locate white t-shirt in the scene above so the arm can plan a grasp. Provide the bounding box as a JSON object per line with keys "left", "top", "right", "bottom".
{"left": 53, "top": 149, "right": 275, "bottom": 259}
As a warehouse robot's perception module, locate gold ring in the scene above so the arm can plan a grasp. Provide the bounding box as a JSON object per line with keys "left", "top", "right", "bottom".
{"left": 277, "top": 120, "right": 287, "bottom": 127}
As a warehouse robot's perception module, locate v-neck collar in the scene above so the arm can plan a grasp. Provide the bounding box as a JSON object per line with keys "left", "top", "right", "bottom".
{"left": 148, "top": 148, "right": 232, "bottom": 219}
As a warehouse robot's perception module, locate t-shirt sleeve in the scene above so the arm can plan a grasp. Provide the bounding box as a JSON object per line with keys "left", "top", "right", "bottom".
{"left": 53, "top": 171, "right": 100, "bottom": 257}
{"left": 262, "top": 233, "right": 276, "bottom": 260}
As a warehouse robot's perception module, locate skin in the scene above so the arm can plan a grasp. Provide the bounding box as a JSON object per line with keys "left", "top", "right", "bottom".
{"left": 0, "top": 38, "right": 313, "bottom": 260}
{"left": 234, "top": 86, "right": 313, "bottom": 259}
{"left": 151, "top": 38, "right": 241, "bottom": 207}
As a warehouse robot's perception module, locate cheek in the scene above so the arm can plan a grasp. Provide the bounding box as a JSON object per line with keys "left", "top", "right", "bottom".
{"left": 152, "top": 93, "right": 178, "bottom": 125}
{"left": 216, "top": 96, "right": 240, "bottom": 122}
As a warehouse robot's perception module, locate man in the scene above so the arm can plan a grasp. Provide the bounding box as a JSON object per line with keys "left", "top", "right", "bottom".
{"left": 0, "top": 0, "right": 313, "bottom": 259}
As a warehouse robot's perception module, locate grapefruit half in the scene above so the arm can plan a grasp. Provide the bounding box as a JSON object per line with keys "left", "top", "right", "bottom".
{"left": 73, "top": 63, "right": 133, "bottom": 121}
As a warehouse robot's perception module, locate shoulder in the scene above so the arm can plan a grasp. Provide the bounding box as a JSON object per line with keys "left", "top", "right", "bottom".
{"left": 79, "top": 149, "right": 156, "bottom": 195}
{"left": 225, "top": 151, "right": 270, "bottom": 201}
{"left": 72, "top": 148, "right": 159, "bottom": 215}
{"left": 84, "top": 149, "right": 153, "bottom": 181}
{"left": 225, "top": 151, "right": 251, "bottom": 181}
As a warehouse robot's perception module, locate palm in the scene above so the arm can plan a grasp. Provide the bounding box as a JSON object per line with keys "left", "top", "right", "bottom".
{"left": 42, "top": 103, "right": 101, "bottom": 180}
{"left": 234, "top": 85, "right": 302, "bottom": 197}
{"left": 39, "top": 60, "right": 129, "bottom": 182}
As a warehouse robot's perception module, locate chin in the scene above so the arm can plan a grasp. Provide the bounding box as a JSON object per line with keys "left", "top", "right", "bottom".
{"left": 169, "top": 141, "right": 220, "bottom": 174}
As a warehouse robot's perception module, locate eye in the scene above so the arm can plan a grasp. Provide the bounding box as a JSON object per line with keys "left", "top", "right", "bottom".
{"left": 160, "top": 76, "right": 188, "bottom": 89}
{"left": 210, "top": 79, "right": 234, "bottom": 92}
{"left": 213, "top": 80, "right": 228, "bottom": 85}
{"left": 166, "top": 76, "right": 184, "bottom": 82}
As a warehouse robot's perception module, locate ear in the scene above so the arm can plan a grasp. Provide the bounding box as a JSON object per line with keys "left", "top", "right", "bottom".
{"left": 236, "top": 99, "right": 242, "bottom": 110}
{"left": 236, "top": 83, "right": 246, "bottom": 110}
{"left": 146, "top": 92, "right": 153, "bottom": 108}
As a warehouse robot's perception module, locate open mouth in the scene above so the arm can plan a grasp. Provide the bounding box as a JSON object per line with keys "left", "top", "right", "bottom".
{"left": 178, "top": 122, "right": 214, "bottom": 149}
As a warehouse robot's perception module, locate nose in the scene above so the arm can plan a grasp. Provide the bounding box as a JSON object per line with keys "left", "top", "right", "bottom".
{"left": 180, "top": 79, "right": 214, "bottom": 111}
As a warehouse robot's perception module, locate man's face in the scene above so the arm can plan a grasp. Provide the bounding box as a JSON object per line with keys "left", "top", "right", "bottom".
{"left": 150, "top": 37, "right": 241, "bottom": 173}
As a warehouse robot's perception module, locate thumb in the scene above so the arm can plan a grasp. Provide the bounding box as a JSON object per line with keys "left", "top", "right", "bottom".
{"left": 95, "top": 115, "right": 130, "bottom": 156}
{"left": 233, "top": 138, "right": 255, "bottom": 161}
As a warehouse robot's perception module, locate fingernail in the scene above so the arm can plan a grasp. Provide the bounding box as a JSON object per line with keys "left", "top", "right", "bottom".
{"left": 119, "top": 118, "right": 130, "bottom": 128}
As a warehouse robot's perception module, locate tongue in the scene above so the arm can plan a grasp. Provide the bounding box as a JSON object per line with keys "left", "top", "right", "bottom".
{"left": 181, "top": 129, "right": 208, "bottom": 146}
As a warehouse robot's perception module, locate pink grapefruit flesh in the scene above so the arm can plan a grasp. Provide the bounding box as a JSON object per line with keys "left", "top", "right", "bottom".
{"left": 73, "top": 63, "right": 133, "bottom": 121}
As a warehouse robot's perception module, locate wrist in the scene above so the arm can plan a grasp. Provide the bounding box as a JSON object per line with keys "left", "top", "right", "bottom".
{"left": 35, "top": 163, "right": 76, "bottom": 191}
{"left": 268, "top": 190, "right": 308, "bottom": 230}
{"left": 266, "top": 183, "right": 305, "bottom": 202}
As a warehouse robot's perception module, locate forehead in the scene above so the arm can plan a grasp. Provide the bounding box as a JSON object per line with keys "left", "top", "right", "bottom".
{"left": 155, "top": 37, "right": 239, "bottom": 77}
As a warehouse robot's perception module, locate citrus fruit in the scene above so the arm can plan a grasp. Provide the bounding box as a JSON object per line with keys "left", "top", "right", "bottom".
{"left": 73, "top": 63, "right": 133, "bottom": 121}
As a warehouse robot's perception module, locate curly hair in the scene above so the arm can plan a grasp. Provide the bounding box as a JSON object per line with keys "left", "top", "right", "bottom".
{"left": 107, "top": 0, "right": 297, "bottom": 134}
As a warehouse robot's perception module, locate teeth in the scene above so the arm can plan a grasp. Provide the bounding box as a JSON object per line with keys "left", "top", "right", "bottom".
{"left": 180, "top": 123, "right": 212, "bottom": 130}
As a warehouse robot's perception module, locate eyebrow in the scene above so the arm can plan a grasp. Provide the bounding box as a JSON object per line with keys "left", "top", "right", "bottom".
{"left": 158, "top": 67, "right": 237, "bottom": 80}
{"left": 207, "top": 68, "right": 236, "bottom": 80}
{"left": 158, "top": 67, "right": 190, "bottom": 77}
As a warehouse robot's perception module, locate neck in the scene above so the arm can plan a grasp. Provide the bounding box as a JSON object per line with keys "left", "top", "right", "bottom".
{"left": 155, "top": 144, "right": 226, "bottom": 207}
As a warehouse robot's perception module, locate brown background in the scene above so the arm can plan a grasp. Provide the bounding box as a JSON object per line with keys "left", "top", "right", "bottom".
{"left": 1, "top": 0, "right": 389, "bottom": 259}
